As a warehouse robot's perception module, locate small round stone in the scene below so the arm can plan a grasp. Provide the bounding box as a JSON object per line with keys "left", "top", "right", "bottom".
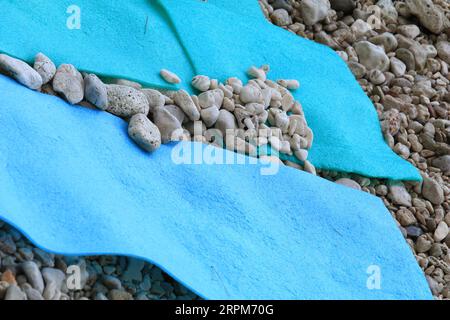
{"left": 128, "top": 114, "right": 161, "bottom": 152}
{"left": 0, "top": 54, "right": 42, "bottom": 90}
{"left": 53, "top": 64, "right": 84, "bottom": 104}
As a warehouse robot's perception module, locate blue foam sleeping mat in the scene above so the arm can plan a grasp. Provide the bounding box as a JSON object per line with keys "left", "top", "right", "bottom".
{"left": 0, "top": 75, "right": 431, "bottom": 299}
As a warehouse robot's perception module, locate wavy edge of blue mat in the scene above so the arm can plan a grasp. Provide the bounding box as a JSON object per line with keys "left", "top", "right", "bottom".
{"left": 0, "top": 213, "right": 208, "bottom": 299}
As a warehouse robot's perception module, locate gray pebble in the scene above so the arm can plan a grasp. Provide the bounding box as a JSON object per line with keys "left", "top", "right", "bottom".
{"left": 436, "top": 41, "right": 450, "bottom": 65}
{"left": 93, "top": 282, "right": 109, "bottom": 295}
{"left": 335, "top": 178, "right": 361, "bottom": 191}
{"left": 396, "top": 208, "right": 416, "bottom": 227}
{"left": 107, "top": 85, "right": 149, "bottom": 118}
{"left": 396, "top": 48, "right": 415, "bottom": 70}
{"left": 201, "top": 105, "right": 220, "bottom": 128}
{"left": 150, "top": 281, "right": 165, "bottom": 296}
{"left": 22, "top": 283, "right": 44, "bottom": 300}
{"left": 102, "top": 275, "right": 122, "bottom": 290}
{"left": 299, "top": 0, "right": 330, "bottom": 26}
{"left": 406, "top": 0, "right": 450, "bottom": 34}
{"left": 84, "top": 74, "right": 108, "bottom": 110}
{"left": 136, "top": 292, "right": 149, "bottom": 300}
{"left": 139, "top": 274, "right": 152, "bottom": 291}
{"left": 42, "top": 268, "right": 66, "bottom": 291}
{"left": 354, "top": 41, "right": 390, "bottom": 72}
{"left": 240, "top": 85, "right": 263, "bottom": 104}
{"left": 432, "top": 156, "right": 450, "bottom": 174}
{"left": 32, "top": 248, "right": 55, "bottom": 267}
{"left": 42, "top": 280, "right": 59, "bottom": 300}
{"left": 369, "top": 33, "right": 398, "bottom": 53}
{"left": 429, "top": 243, "right": 443, "bottom": 257}
{"left": 214, "top": 109, "right": 237, "bottom": 138}
{"left": 4, "top": 284, "right": 26, "bottom": 300}
{"left": 271, "top": 9, "right": 292, "bottom": 27}
{"left": 174, "top": 90, "right": 200, "bottom": 121}
{"left": 161, "top": 281, "right": 174, "bottom": 294}
{"left": 152, "top": 107, "right": 183, "bottom": 144}
{"left": 434, "top": 222, "right": 449, "bottom": 243}
{"left": 388, "top": 183, "right": 411, "bottom": 207}
{"left": 108, "top": 289, "right": 133, "bottom": 300}
{"left": 0, "top": 234, "right": 16, "bottom": 254}
{"left": 0, "top": 54, "right": 42, "bottom": 90}
{"left": 405, "top": 226, "right": 423, "bottom": 239}
{"left": 103, "top": 265, "right": 115, "bottom": 275}
{"left": 390, "top": 57, "right": 406, "bottom": 77}
{"left": 426, "top": 275, "right": 442, "bottom": 296}
{"left": 17, "top": 275, "right": 27, "bottom": 286}
{"left": 94, "top": 292, "right": 109, "bottom": 300}
{"left": 33, "top": 53, "right": 56, "bottom": 85}
{"left": 269, "top": 0, "right": 293, "bottom": 13}
{"left": 198, "top": 89, "right": 224, "bottom": 109}
{"left": 416, "top": 235, "right": 432, "bottom": 253}
{"left": 122, "top": 258, "right": 145, "bottom": 282}
{"left": 7, "top": 228, "right": 21, "bottom": 242}
{"left": 113, "top": 79, "right": 142, "bottom": 89}
{"left": 421, "top": 176, "right": 444, "bottom": 205}
{"left": 0, "top": 281, "right": 9, "bottom": 299}
{"left": 348, "top": 61, "right": 366, "bottom": 79}
{"left": 397, "top": 25, "right": 420, "bottom": 39}
{"left": 329, "top": 0, "right": 356, "bottom": 13}
{"left": 53, "top": 64, "right": 84, "bottom": 104}
{"left": 18, "top": 247, "right": 33, "bottom": 261}
{"left": 165, "top": 104, "right": 186, "bottom": 124}
{"left": 21, "top": 261, "right": 44, "bottom": 294}
{"left": 141, "top": 89, "right": 166, "bottom": 112}
{"left": 150, "top": 267, "right": 165, "bottom": 282}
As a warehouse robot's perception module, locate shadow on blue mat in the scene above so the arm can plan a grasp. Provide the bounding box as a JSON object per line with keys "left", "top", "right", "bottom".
{"left": 0, "top": 75, "right": 431, "bottom": 299}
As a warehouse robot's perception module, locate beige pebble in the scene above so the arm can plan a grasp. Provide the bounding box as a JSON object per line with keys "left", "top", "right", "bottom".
{"left": 0, "top": 53, "right": 42, "bottom": 90}
{"left": 303, "top": 160, "right": 316, "bottom": 175}
{"left": 174, "top": 90, "right": 201, "bottom": 121}
{"left": 247, "top": 66, "right": 267, "bottom": 81}
{"left": 160, "top": 69, "right": 181, "bottom": 84}
{"left": 106, "top": 85, "right": 149, "bottom": 118}
{"left": 191, "top": 75, "right": 211, "bottom": 92}
{"left": 277, "top": 79, "right": 300, "bottom": 90}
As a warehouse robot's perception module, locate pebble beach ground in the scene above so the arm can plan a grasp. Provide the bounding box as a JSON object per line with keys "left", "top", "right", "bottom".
{"left": 0, "top": 0, "right": 449, "bottom": 300}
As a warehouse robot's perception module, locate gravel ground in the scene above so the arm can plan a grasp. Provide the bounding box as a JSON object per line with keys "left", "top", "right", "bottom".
{"left": 1, "top": 0, "right": 449, "bottom": 300}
